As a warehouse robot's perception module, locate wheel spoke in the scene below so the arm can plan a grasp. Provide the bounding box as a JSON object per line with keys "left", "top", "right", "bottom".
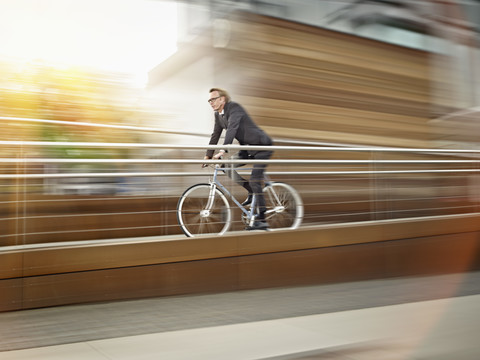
{"left": 177, "top": 184, "right": 231, "bottom": 237}
{"left": 263, "top": 182, "right": 303, "bottom": 230}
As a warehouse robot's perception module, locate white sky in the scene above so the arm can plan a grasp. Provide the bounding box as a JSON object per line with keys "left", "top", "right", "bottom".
{"left": 0, "top": 0, "right": 178, "bottom": 85}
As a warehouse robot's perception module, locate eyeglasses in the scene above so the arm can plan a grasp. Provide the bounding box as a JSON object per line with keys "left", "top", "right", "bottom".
{"left": 207, "top": 96, "right": 221, "bottom": 104}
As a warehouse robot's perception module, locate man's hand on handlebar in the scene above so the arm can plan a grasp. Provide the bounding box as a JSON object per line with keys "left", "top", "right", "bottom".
{"left": 202, "top": 150, "right": 225, "bottom": 168}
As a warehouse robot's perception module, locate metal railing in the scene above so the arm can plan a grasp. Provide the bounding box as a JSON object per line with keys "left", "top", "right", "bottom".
{"left": 1, "top": 141, "right": 480, "bottom": 248}
{"left": 1, "top": 116, "right": 480, "bottom": 248}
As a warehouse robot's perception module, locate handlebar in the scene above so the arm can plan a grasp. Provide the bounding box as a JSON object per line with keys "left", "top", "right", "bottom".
{"left": 202, "top": 155, "right": 223, "bottom": 168}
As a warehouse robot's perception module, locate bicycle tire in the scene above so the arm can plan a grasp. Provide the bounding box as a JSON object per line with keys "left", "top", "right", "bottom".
{"left": 177, "top": 183, "right": 231, "bottom": 237}
{"left": 263, "top": 182, "right": 303, "bottom": 230}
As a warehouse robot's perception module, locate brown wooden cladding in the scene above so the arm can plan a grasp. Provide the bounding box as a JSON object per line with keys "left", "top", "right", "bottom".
{"left": 0, "top": 194, "right": 181, "bottom": 246}
{"left": 214, "top": 12, "right": 433, "bottom": 148}
{"left": 1, "top": 214, "right": 479, "bottom": 311}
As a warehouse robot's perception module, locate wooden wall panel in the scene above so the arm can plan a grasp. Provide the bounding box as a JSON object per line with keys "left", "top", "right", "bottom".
{"left": 20, "top": 258, "right": 239, "bottom": 310}
{"left": 216, "top": 12, "right": 433, "bottom": 148}
{"left": 0, "top": 195, "right": 182, "bottom": 246}
{"left": 1, "top": 214, "right": 479, "bottom": 311}
{"left": 0, "top": 279, "right": 23, "bottom": 312}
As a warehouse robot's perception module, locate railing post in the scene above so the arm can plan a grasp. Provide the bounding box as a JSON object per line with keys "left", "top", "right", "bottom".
{"left": 14, "top": 143, "right": 25, "bottom": 247}
{"left": 369, "top": 150, "right": 377, "bottom": 221}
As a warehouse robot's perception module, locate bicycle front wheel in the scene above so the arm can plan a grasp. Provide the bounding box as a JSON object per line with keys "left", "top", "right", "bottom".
{"left": 263, "top": 182, "right": 303, "bottom": 230}
{"left": 177, "top": 184, "right": 231, "bottom": 237}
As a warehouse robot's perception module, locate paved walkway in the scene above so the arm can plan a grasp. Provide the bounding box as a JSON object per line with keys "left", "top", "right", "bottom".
{"left": 0, "top": 272, "right": 479, "bottom": 359}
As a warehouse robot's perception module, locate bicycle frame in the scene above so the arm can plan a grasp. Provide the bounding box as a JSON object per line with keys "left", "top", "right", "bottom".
{"left": 208, "top": 166, "right": 259, "bottom": 226}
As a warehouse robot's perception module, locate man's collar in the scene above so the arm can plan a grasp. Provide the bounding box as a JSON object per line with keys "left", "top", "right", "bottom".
{"left": 220, "top": 101, "right": 229, "bottom": 115}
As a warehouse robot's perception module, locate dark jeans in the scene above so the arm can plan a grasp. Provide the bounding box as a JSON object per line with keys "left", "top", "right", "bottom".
{"left": 225, "top": 150, "right": 272, "bottom": 217}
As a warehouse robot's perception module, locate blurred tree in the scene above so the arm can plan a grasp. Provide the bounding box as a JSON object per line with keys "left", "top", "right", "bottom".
{"left": 0, "top": 60, "right": 145, "bottom": 161}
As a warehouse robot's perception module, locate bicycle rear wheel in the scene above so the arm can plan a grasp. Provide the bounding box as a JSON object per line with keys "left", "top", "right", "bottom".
{"left": 177, "top": 183, "right": 231, "bottom": 237}
{"left": 263, "top": 182, "right": 303, "bottom": 230}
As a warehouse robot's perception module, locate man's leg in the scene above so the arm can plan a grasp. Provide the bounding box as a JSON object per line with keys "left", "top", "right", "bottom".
{"left": 249, "top": 150, "right": 272, "bottom": 220}
{"left": 224, "top": 153, "right": 253, "bottom": 200}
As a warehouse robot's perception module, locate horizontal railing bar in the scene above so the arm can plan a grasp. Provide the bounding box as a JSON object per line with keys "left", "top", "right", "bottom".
{"left": 0, "top": 234, "right": 182, "bottom": 252}
{"left": 3, "top": 210, "right": 168, "bottom": 221}
{"left": 0, "top": 169, "right": 476, "bottom": 179}
{"left": 0, "top": 116, "right": 210, "bottom": 138}
{"left": 1, "top": 140, "right": 480, "bottom": 154}
{"left": 2, "top": 116, "right": 427, "bottom": 151}
{"left": 0, "top": 140, "right": 203, "bottom": 148}
{"left": 0, "top": 158, "right": 477, "bottom": 164}
{"left": 0, "top": 196, "right": 170, "bottom": 206}
{"left": 3, "top": 115, "right": 479, "bottom": 154}
{"left": 0, "top": 224, "right": 172, "bottom": 239}
{"left": 8, "top": 115, "right": 448, "bottom": 154}
{"left": 267, "top": 170, "right": 478, "bottom": 175}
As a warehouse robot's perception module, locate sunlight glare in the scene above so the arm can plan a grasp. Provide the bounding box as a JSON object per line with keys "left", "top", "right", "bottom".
{"left": 0, "top": 0, "right": 178, "bottom": 86}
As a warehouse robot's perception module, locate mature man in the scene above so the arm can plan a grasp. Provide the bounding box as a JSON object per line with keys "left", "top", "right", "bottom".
{"left": 204, "top": 88, "right": 273, "bottom": 230}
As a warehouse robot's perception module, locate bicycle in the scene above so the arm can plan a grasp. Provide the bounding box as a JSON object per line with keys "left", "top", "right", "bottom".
{"left": 177, "top": 163, "right": 303, "bottom": 237}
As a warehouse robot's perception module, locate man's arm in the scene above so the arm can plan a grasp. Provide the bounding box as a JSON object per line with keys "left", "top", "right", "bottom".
{"left": 222, "top": 104, "right": 243, "bottom": 146}
{"left": 205, "top": 116, "right": 223, "bottom": 158}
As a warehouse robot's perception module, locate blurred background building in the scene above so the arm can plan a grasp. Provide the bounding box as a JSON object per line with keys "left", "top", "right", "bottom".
{"left": 149, "top": 0, "right": 480, "bottom": 150}
{"left": 2, "top": 0, "right": 480, "bottom": 149}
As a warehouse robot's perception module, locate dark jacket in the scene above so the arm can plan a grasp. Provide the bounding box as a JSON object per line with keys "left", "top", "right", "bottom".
{"left": 206, "top": 101, "right": 272, "bottom": 158}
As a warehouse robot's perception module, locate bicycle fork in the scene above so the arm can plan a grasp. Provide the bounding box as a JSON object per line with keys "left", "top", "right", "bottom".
{"left": 200, "top": 183, "right": 217, "bottom": 218}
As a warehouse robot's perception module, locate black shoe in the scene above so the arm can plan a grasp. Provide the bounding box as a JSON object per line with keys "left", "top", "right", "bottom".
{"left": 246, "top": 220, "right": 269, "bottom": 231}
{"left": 241, "top": 194, "right": 253, "bottom": 207}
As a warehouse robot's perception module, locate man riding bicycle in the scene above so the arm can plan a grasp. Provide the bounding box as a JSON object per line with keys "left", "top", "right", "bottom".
{"left": 203, "top": 88, "right": 273, "bottom": 230}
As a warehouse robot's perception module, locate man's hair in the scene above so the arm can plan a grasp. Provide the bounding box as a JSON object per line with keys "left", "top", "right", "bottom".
{"left": 209, "top": 87, "right": 231, "bottom": 102}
